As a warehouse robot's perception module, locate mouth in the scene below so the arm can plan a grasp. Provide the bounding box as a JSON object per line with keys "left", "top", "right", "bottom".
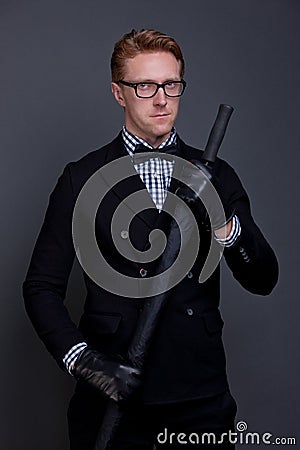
{"left": 151, "top": 113, "right": 170, "bottom": 118}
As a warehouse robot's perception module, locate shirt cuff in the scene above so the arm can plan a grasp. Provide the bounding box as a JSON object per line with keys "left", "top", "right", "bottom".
{"left": 63, "top": 342, "right": 88, "bottom": 375}
{"left": 214, "top": 215, "right": 241, "bottom": 248}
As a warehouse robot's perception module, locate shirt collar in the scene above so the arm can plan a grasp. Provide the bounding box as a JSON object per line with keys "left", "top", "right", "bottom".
{"left": 122, "top": 126, "right": 177, "bottom": 157}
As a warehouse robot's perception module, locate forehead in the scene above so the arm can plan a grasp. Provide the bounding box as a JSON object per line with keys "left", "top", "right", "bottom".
{"left": 123, "top": 51, "right": 181, "bottom": 82}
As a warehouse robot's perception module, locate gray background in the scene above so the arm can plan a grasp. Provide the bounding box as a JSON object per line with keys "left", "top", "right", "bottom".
{"left": 1, "top": 0, "right": 299, "bottom": 448}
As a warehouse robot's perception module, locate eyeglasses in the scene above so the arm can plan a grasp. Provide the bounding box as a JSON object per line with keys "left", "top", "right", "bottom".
{"left": 117, "top": 80, "right": 186, "bottom": 98}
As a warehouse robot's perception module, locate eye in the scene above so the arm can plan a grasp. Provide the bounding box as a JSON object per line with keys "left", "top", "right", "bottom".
{"left": 165, "top": 82, "right": 176, "bottom": 89}
{"left": 139, "top": 83, "right": 152, "bottom": 90}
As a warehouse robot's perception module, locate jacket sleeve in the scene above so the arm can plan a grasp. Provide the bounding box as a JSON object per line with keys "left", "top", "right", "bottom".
{"left": 217, "top": 160, "right": 279, "bottom": 295}
{"left": 23, "top": 163, "right": 85, "bottom": 368}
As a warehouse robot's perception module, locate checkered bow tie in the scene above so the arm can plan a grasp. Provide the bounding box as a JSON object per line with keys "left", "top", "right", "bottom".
{"left": 133, "top": 143, "right": 177, "bottom": 164}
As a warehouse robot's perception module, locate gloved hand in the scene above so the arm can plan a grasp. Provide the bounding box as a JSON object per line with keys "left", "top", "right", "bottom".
{"left": 176, "top": 159, "right": 234, "bottom": 230}
{"left": 73, "top": 347, "right": 142, "bottom": 403}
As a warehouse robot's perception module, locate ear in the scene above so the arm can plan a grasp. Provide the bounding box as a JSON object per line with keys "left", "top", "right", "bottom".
{"left": 111, "top": 82, "right": 126, "bottom": 107}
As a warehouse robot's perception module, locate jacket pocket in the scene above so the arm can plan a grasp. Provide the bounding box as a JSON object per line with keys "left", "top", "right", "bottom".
{"left": 79, "top": 312, "right": 122, "bottom": 335}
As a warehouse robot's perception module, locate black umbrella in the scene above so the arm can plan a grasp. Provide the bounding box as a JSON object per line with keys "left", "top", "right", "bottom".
{"left": 94, "top": 104, "right": 234, "bottom": 450}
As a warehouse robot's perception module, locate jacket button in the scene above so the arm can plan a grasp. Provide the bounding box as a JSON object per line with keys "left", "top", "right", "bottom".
{"left": 186, "top": 308, "right": 194, "bottom": 316}
{"left": 139, "top": 268, "right": 147, "bottom": 277}
{"left": 121, "top": 230, "right": 128, "bottom": 239}
{"left": 187, "top": 271, "right": 193, "bottom": 279}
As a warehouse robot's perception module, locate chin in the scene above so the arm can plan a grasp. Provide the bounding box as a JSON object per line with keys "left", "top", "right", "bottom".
{"left": 155, "top": 124, "right": 173, "bottom": 137}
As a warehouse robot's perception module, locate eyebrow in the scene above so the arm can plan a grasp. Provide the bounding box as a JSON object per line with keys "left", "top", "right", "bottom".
{"left": 127, "top": 78, "right": 181, "bottom": 83}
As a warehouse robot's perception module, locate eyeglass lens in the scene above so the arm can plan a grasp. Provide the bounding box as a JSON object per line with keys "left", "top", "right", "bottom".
{"left": 136, "top": 82, "right": 184, "bottom": 97}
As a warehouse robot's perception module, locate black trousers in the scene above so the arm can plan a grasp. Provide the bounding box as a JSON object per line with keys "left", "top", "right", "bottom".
{"left": 67, "top": 383, "right": 237, "bottom": 450}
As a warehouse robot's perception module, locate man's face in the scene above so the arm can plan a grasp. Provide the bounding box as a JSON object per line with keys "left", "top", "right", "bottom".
{"left": 111, "top": 51, "right": 182, "bottom": 148}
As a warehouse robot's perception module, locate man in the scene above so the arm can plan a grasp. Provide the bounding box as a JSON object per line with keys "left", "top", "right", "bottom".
{"left": 23, "top": 29, "right": 278, "bottom": 449}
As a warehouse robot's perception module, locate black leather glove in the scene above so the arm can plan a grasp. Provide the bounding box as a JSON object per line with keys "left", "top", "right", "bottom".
{"left": 73, "top": 347, "right": 142, "bottom": 403}
{"left": 176, "top": 159, "right": 234, "bottom": 230}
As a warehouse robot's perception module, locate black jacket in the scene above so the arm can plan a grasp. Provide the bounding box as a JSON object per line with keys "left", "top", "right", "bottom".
{"left": 23, "top": 133, "right": 278, "bottom": 404}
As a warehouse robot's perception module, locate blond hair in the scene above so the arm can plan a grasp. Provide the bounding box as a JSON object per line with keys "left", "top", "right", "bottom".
{"left": 111, "top": 28, "right": 185, "bottom": 82}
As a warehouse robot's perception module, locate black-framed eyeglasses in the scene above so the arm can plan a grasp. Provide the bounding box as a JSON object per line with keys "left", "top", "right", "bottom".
{"left": 118, "top": 80, "right": 186, "bottom": 98}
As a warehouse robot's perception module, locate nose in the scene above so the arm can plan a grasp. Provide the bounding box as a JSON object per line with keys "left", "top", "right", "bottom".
{"left": 153, "top": 86, "right": 167, "bottom": 106}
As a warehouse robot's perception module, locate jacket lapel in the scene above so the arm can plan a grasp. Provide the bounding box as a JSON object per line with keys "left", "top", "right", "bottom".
{"left": 101, "top": 133, "right": 160, "bottom": 252}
